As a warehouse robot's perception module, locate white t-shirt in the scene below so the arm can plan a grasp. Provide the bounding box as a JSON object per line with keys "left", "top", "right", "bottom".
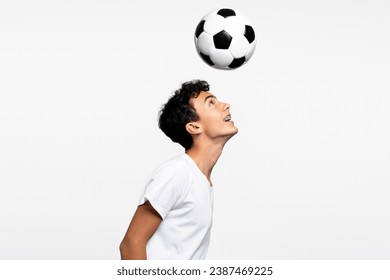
{"left": 138, "top": 153, "right": 214, "bottom": 260}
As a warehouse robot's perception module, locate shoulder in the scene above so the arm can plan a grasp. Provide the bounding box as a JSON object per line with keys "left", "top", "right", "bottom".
{"left": 156, "top": 154, "right": 190, "bottom": 171}
{"left": 152, "top": 154, "right": 192, "bottom": 181}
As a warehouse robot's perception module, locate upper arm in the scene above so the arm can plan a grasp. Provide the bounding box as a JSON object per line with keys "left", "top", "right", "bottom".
{"left": 120, "top": 201, "right": 162, "bottom": 259}
{"left": 120, "top": 160, "right": 187, "bottom": 259}
{"left": 139, "top": 162, "right": 189, "bottom": 220}
{"left": 122, "top": 200, "right": 162, "bottom": 246}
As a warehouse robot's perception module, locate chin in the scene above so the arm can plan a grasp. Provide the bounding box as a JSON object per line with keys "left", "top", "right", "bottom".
{"left": 228, "top": 126, "right": 239, "bottom": 137}
{"left": 232, "top": 123, "right": 239, "bottom": 133}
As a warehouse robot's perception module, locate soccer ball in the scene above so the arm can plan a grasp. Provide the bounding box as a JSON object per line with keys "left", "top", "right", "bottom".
{"left": 194, "top": 8, "right": 256, "bottom": 70}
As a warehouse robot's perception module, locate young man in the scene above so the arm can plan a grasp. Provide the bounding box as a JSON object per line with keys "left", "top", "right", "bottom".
{"left": 120, "top": 80, "right": 238, "bottom": 260}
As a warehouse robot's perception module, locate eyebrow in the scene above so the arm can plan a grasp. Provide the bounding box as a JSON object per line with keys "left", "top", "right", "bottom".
{"left": 204, "top": 94, "right": 217, "bottom": 103}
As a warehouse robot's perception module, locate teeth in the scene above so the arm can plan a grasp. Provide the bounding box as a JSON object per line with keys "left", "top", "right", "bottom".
{"left": 224, "top": 115, "right": 232, "bottom": 122}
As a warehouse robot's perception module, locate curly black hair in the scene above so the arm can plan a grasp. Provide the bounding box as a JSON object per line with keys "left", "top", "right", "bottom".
{"left": 158, "top": 80, "right": 210, "bottom": 150}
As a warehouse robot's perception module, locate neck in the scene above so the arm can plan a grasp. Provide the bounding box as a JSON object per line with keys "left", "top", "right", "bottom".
{"left": 185, "top": 140, "right": 226, "bottom": 186}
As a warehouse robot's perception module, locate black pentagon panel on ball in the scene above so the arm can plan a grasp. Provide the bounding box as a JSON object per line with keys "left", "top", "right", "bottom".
{"left": 228, "top": 57, "right": 246, "bottom": 69}
{"left": 199, "top": 52, "right": 215, "bottom": 66}
{"left": 195, "top": 20, "right": 205, "bottom": 38}
{"left": 213, "top": 30, "right": 232, "bottom": 49}
{"left": 244, "top": 25, "right": 255, "bottom": 44}
{"left": 217, "top": 8, "right": 236, "bottom": 18}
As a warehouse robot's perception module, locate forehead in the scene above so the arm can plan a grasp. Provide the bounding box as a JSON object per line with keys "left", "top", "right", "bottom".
{"left": 190, "top": 91, "right": 214, "bottom": 107}
{"left": 195, "top": 91, "right": 216, "bottom": 101}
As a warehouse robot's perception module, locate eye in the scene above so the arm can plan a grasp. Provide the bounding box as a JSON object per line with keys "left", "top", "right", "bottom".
{"left": 209, "top": 99, "right": 216, "bottom": 105}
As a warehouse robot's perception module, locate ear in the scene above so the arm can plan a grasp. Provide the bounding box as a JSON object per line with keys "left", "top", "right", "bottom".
{"left": 185, "top": 122, "right": 202, "bottom": 135}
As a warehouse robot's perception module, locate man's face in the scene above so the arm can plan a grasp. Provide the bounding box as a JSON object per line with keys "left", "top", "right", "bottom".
{"left": 190, "top": 91, "right": 238, "bottom": 141}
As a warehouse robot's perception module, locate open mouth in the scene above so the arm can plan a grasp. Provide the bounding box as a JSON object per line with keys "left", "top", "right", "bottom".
{"left": 223, "top": 115, "right": 232, "bottom": 122}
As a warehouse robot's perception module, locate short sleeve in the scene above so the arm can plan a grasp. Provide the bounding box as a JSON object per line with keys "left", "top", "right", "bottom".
{"left": 139, "top": 161, "right": 188, "bottom": 220}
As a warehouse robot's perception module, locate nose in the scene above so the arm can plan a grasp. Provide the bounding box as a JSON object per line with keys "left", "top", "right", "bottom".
{"left": 223, "top": 102, "right": 230, "bottom": 111}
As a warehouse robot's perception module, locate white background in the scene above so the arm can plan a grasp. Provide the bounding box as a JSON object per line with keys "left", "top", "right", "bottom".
{"left": 0, "top": 0, "right": 389, "bottom": 259}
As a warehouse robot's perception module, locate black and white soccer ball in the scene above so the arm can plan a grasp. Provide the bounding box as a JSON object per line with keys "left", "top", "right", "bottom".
{"left": 194, "top": 8, "right": 256, "bottom": 70}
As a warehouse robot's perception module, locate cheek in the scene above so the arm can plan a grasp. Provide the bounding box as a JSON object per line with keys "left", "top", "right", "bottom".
{"left": 205, "top": 111, "right": 221, "bottom": 125}
{"left": 199, "top": 113, "right": 219, "bottom": 129}
{"left": 197, "top": 106, "right": 222, "bottom": 124}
